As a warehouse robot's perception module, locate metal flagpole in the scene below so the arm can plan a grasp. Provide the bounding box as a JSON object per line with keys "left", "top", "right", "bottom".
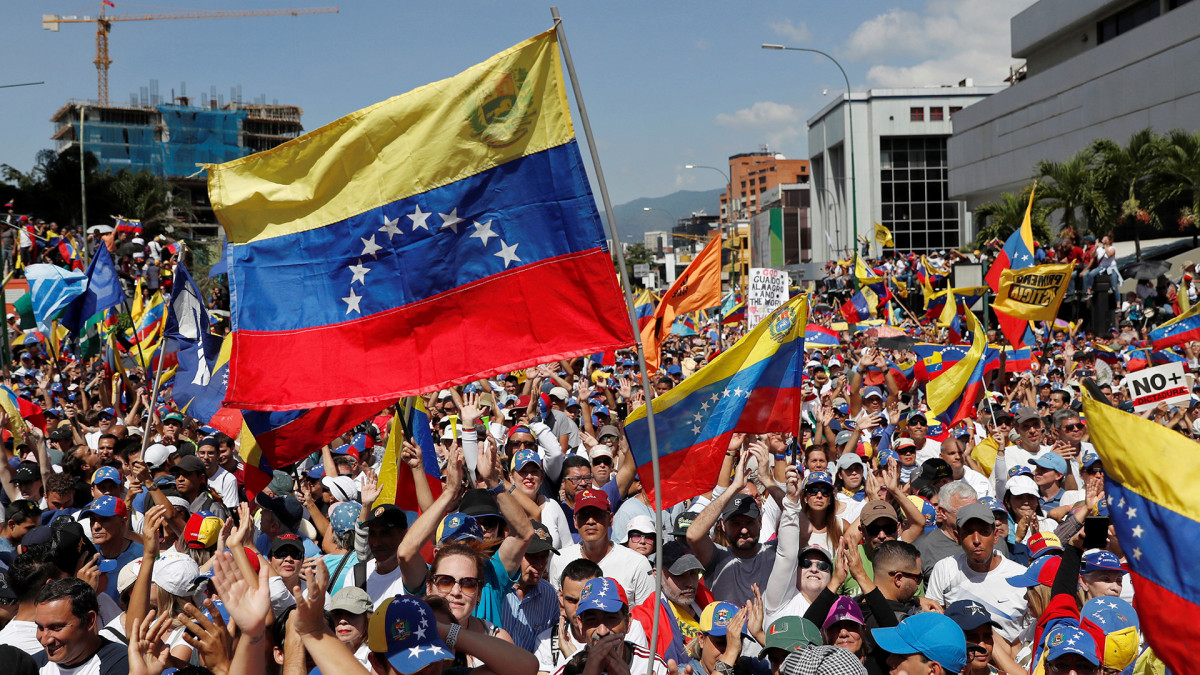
{"left": 550, "top": 9, "right": 666, "bottom": 672}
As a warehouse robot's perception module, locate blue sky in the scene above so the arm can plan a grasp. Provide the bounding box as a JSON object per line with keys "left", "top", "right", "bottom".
{"left": 0, "top": 0, "right": 1033, "bottom": 207}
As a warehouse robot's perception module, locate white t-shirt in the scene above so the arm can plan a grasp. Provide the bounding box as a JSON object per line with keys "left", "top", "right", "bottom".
{"left": 961, "top": 467, "right": 994, "bottom": 498}
{"left": 926, "top": 553, "right": 1030, "bottom": 641}
{"left": 209, "top": 466, "right": 240, "bottom": 508}
{"left": 547, "top": 542, "right": 654, "bottom": 607}
{"left": 365, "top": 559, "right": 411, "bottom": 609}
{"left": 915, "top": 438, "right": 943, "bottom": 466}
{"left": 0, "top": 618, "right": 42, "bottom": 654}
{"left": 765, "top": 589, "right": 816, "bottom": 628}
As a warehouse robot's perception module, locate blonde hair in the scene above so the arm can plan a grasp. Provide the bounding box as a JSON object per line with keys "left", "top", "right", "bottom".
{"left": 154, "top": 584, "right": 192, "bottom": 628}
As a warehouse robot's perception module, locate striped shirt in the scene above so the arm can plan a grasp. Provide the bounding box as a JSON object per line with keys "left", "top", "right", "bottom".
{"left": 501, "top": 579, "right": 560, "bottom": 652}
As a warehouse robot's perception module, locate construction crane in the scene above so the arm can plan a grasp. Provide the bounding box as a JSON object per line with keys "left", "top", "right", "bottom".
{"left": 43, "top": 5, "right": 339, "bottom": 106}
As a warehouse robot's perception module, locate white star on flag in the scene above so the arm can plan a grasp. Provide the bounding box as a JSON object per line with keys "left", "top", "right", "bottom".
{"left": 495, "top": 240, "right": 521, "bottom": 268}
{"left": 1126, "top": 507, "right": 1137, "bottom": 519}
{"left": 700, "top": 401, "right": 710, "bottom": 411}
{"left": 470, "top": 220, "right": 497, "bottom": 246}
{"left": 1131, "top": 524, "right": 1144, "bottom": 538}
{"left": 343, "top": 288, "right": 362, "bottom": 314}
{"left": 723, "top": 390, "right": 732, "bottom": 398}
{"left": 691, "top": 424, "right": 701, "bottom": 434}
{"left": 1117, "top": 497, "right": 1126, "bottom": 509}
{"left": 710, "top": 394, "right": 720, "bottom": 403}
{"left": 732, "top": 387, "right": 744, "bottom": 398}
{"left": 693, "top": 412, "right": 704, "bottom": 422}
{"left": 360, "top": 235, "right": 382, "bottom": 257}
{"left": 1132, "top": 547, "right": 1143, "bottom": 560}
{"left": 379, "top": 214, "right": 402, "bottom": 240}
{"left": 439, "top": 207, "right": 464, "bottom": 233}
{"left": 408, "top": 205, "right": 432, "bottom": 231}
{"left": 348, "top": 262, "right": 370, "bottom": 285}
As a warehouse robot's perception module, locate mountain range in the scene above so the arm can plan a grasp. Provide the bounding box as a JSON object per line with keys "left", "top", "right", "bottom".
{"left": 599, "top": 188, "right": 723, "bottom": 244}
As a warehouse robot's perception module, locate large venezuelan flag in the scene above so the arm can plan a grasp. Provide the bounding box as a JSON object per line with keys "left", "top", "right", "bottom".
{"left": 208, "top": 30, "right": 633, "bottom": 410}
{"left": 805, "top": 324, "right": 839, "bottom": 350}
{"left": 840, "top": 288, "right": 876, "bottom": 323}
{"left": 1081, "top": 389, "right": 1200, "bottom": 675}
{"left": 927, "top": 308, "right": 987, "bottom": 429}
{"left": 625, "top": 295, "right": 808, "bottom": 508}
{"left": 986, "top": 185, "right": 1038, "bottom": 348}
{"left": 634, "top": 290, "right": 657, "bottom": 330}
{"left": 1149, "top": 302, "right": 1200, "bottom": 350}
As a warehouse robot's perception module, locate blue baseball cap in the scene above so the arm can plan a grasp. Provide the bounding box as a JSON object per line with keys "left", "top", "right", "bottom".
{"left": 1044, "top": 625, "right": 1100, "bottom": 667}
{"left": 862, "top": 386, "right": 884, "bottom": 400}
{"left": 367, "top": 596, "right": 453, "bottom": 674}
{"left": 978, "top": 496, "right": 1005, "bottom": 515}
{"left": 699, "top": 601, "right": 741, "bottom": 636}
{"left": 1006, "top": 554, "right": 1061, "bottom": 588}
{"left": 1082, "top": 597, "right": 1138, "bottom": 633}
{"left": 576, "top": 577, "right": 629, "bottom": 615}
{"left": 350, "top": 433, "right": 373, "bottom": 452}
{"left": 834, "top": 402, "right": 850, "bottom": 415}
{"left": 1082, "top": 550, "right": 1127, "bottom": 575}
{"left": 328, "top": 502, "right": 363, "bottom": 537}
{"left": 90, "top": 466, "right": 122, "bottom": 486}
{"left": 1081, "top": 451, "right": 1102, "bottom": 469}
{"left": 945, "top": 599, "right": 998, "bottom": 631}
{"left": 665, "top": 365, "right": 682, "bottom": 376}
{"left": 304, "top": 466, "right": 325, "bottom": 480}
{"left": 871, "top": 612, "right": 966, "bottom": 673}
{"left": 100, "top": 407, "right": 115, "bottom": 418}
{"left": 1029, "top": 453, "right": 1068, "bottom": 474}
{"left": 1007, "top": 465, "right": 1034, "bottom": 480}
{"left": 80, "top": 495, "right": 127, "bottom": 520}
{"left": 510, "top": 449, "right": 542, "bottom": 472}
{"left": 436, "top": 512, "right": 484, "bottom": 544}
{"left": 804, "top": 471, "right": 834, "bottom": 488}
{"left": 877, "top": 448, "right": 899, "bottom": 468}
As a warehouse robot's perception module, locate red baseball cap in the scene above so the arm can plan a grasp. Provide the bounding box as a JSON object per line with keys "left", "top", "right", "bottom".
{"left": 574, "top": 488, "right": 611, "bottom": 513}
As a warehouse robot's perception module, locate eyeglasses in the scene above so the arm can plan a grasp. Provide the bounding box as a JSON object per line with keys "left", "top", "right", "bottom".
{"left": 270, "top": 550, "right": 302, "bottom": 561}
{"left": 1062, "top": 423, "right": 1085, "bottom": 432}
{"left": 507, "top": 439, "right": 537, "bottom": 449}
{"left": 592, "top": 458, "right": 614, "bottom": 468}
{"left": 866, "top": 521, "right": 898, "bottom": 537}
{"left": 800, "top": 558, "right": 832, "bottom": 572}
{"left": 896, "top": 447, "right": 917, "bottom": 455}
{"left": 627, "top": 532, "right": 655, "bottom": 542}
{"left": 430, "top": 574, "right": 484, "bottom": 597}
{"left": 805, "top": 486, "right": 833, "bottom": 497}
{"left": 564, "top": 475, "right": 593, "bottom": 485}
{"left": 1084, "top": 466, "right": 1104, "bottom": 475}
{"left": 888, "top": 569, "right": 923, "bottom": 583}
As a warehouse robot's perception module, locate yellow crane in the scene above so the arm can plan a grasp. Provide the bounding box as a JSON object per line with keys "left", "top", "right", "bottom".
{"left": 43, "top": 5, "right": 339, "bottom": 106}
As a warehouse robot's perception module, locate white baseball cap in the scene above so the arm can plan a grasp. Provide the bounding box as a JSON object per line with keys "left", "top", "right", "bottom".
{"left": 144, "top": 443, "right": 176, "bottom": 469}
{"left": 321, "top": 475, "right": 359, "bottom": 503}
{"left": 1005, "top": 474, "right": 1039, "bottom": 499}
{"left": 152, "top": 551, "right": 204, "bottom": 598}
{"left": 619, "top": 514, "right": 657, "bottom": 544}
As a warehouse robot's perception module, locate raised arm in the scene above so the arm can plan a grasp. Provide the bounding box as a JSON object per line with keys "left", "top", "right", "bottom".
{"left": 478, "top": 435, "right": 534, "bottom": 576}
{"left": 396, "top": 444, "right": 467, "bottom": 591}
{"left": 687, "top": 451, "right": 749, "bottom": 568}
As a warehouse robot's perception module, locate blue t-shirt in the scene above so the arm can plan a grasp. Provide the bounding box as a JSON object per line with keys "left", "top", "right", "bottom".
{"left": 472, "top": 552, "right": 518, "bottom": 628}
{"left": 101, "top": 540, "right": 144, "bottom": 602}
{"left": 323, "top": 552, "right": 360, "bottom": 593}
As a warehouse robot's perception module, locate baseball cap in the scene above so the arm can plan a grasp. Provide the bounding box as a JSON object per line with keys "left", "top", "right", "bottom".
{"left": 822, "top": 595, "right": 865, "bottom": 630}
{"left": 350, "top": 433, "right": 374, "bottom": 452}
{"left": 527, "top": 520, "right": 558, "bottom": 555}
{"left": 834, "top": 430, "right": 855, "bottom": 446}
{"left": 329, "top": 587, "right": 373, "bottom": 615}
{"left": 1006, "top": 554, "right": 1061, "bottom": 587}
{"left": 117, "top": 559, "right": 144, "bottom": 596}
{"left": 144, "top": 443, "right": 176, "bottom": 469}
{"left": 510, "top": 449, "right": 542, "bottom": 472}
{"left": 979, "top": 496, "right": 1005, "bottom": 515}
{"left": 321, "top": 475, "right": 359, "bottom": 502}
{"left": 955, "top": 503, "right": 996, "bottom": 529}
{"left": 1082, "top": 550, "right": 1127, "bottom": 575}
{"left": 80, "top": 495, "right": 127, "bottom": 520}
{"left": 893, "top": 438, "right": 917, "bottom": 453}
{"left": 436, "top": 513, "right": 484, "bottom": 544}
{"left": 835, "top": 453, "right": 864, "bottom": 473}
{"left": 162, "top": 412, "right": 185, "bottom": 425}
{"left": 576, "top": 577, "right": 628, "bottom": 614}
{"left": 549, "top": 386, "right": 570, "bottom": 401}
{"left": 860, "top": 500, "right": 898, "bottom": 526}
{"left": 266, "top": 470, "right": 294, "bottom": 496}
{"left": 699, "top": 601, "right": 740, "bottom": 636}
{"left": 1044, "top": 625, "right": 1100, "bottom": 667}
{"left": 1081, "top": 451, "right": 1102, "bottom": 469}
{"left": 589, "top": 444, "right": 615, "bottom": 462}
{"left": 1014, "top": 407, "right": 1041, "bottom": 425}
{"left": 671, "top": 511, "right": 698, "bottom": 537}
{"left": 660, "top": 540, "right": 703, "bottom": 576}
{"left": 367, "top": 596, "right": 453, "bottom": 674}
{"left": 152, "top": 551, "right": 204, "bottom": 598}
{"left": 803, "top": 471, "right": 833, "bottom": 489}
{"left": 619, "top": 514, "right": 656, "bottom": 544}
{"left": 330, "top": 444, "right": 360, "bottom": 462}
{"left": 862, "top": 386, "right": 884, "bottom": 400}
{"left": 12, "top": 463, "right": 39, "bottom": 484}
{"left": 304, "top": 466, "right": 325, "bottom": 480}
{"left": 917, "top": 459, "right": 952, "bottom": 484}
{"left": 597, "top": 425, "right": 620, "bottom": 441}
{"left": 255, "top": 493, "right": 304, "bottom": 531}
{"left": 1004, "top": 474, "right": 1039, "bottom": 499}
{"left": 945, "top": 600, "right": 998, "bottom": 631}
{"left": 364, "top": 503, "right": 408, "bottom": 529}
{"left": 171, "top": 455, "right": 206, "bottom": 475}
{"left": 1027, "top": 531, "right": 1063, "bottom": 559}
{"left": 909, "top": 495, "right": 936, "bottom": 533}
{"left": 1080, "top": 597, "right": 1139, "bottom": 670}
{"left": 183, "top": 511, "right": 222, "bottom": 549}
{"left": 90, "top": 466, "right": 122, "bottom": 486}
{"left": 876, "top": 448, "right": 900, "bottom": 468}
{"left": 1029, "top": 453, "right": 1068, "bottom": 475}
{"left": 722, "top": 494, "right": 761, "bottom": 521}
{"left": 763, "top": 616, "right": 822, "bottom": 653}
{"left": 871, "top": 612, "right": 967, "bottom": 673}
{"left": 269, "top": 534, "right": 306, "bottom": 558}
{"left": 574, "top": 488, "right": 611, "bottom": 514}
{"left": 329, "top": 502, "right": 363, "bottom": 537}
{"left": 459, "top": 489, "right": 503, "bottom": 520}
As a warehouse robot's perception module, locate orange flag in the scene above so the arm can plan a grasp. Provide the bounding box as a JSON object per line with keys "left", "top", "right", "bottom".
{"left": 641, "top": 234, "right": 723, "bottom": 370}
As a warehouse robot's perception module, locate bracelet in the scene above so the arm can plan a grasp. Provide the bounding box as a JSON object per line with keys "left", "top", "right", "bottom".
{"left": 445, "top": 622, "right": 461, "bottom": 651}
{"left": 487, "top": 483, "right": 505, "bottom": 496}
{"left": 714, "top": 661, "right": 735, "bottom": 675}
{"left": 508, "top": 482, "right": 518, "bottom": 494}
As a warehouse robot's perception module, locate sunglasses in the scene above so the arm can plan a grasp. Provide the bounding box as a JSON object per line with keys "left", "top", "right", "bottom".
{"left": 507, "top": 439, "right": 537, "bottom": 449}
{"left": 800, "top": 558, "right": 832, "bottom": 572}
{"left": 1062, "top": 423, "right": 1085, "bottom": 432}
{"left": 805, "top": 486, "right": 833, "bottom": 497}
{"left": 270, "top": 550, "right": 302, "bottom": 561}
{"left": 866, "top": 521, "right": 898, "bottom": 536}
{"left": 430, "top": 574, "right": 484, "bottom": 597}
{"left": 1084, "top": 465, "right": 1104, "bottom": 475}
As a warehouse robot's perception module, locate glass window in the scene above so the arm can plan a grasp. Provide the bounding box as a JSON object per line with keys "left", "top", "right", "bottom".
{"left": 910, "top": 107, "right": 924, "bottom": 122}
{"left": 949, "top": 106, "right": 962, "bottom": 117}
{"left": 930, "top": 107, "right": 944, "bottom": 121}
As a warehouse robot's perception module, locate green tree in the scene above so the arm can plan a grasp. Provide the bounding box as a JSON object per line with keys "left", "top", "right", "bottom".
{"left": 105, "top": 168, "right": 193, "bottom": 238}
{"left": 615, "top": 242, "right": 656, "bottom": 289}
{"left": 1091, "top": 128, "right": 1170, "bottom": 258}
{"left": 1035, "top": 148, "right": 1108, "bottom": 237}
{"left": 1158, "top": 128, "right": 1200, "bottom": 232}
{"left": 974, "top": 185, "right": 1053, "bottom": 247}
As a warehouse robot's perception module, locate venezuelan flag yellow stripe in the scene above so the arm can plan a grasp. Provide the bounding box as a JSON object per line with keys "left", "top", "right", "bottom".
{"left": 1082, "top": 390, "right": 1200, "bottom": 522}
{"left": 208, "top": 29, "right": 574, "bottom": 245}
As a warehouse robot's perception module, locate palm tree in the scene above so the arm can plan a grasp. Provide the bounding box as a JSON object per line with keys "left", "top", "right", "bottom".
{"left": 1035, "top": 148, "right": 1108, "bottom": 238}
{"left": 1091, "top": 128, "right": 1169, "bottom": 259}
{"left": 1158, "top": 128, "right": 1200, "bottom": 233}
{"left": 106, "top": 168, "right": 193, "bottom": 237}
{"left": 974, "top": 185, "right": 1053, "bottom": 247}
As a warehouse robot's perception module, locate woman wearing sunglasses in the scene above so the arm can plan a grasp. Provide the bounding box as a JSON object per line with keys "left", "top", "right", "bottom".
{"left": 763, "top": 467, "right": 836, "bottom": 626}
{"left": 424, "top": 542, "right": 515, "bottom": 666}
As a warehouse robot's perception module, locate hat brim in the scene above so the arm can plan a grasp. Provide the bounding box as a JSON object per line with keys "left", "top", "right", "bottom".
{"left": 870, "top": 625, "right": 920, "bottom": 658}
{"left": 386, "top": 644, "right": 453, "bottom": 674}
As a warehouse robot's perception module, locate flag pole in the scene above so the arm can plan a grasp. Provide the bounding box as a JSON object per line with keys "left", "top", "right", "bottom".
{"left": 138, "top": 245, "right": 179, "bottom": 458}
{"left": 550, "top": 9, "right": 666, "bottom": 669}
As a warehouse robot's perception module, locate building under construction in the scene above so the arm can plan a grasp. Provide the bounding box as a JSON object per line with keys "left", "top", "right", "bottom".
{"left": 50, "top": 81, "right": 304, "bottom": 234}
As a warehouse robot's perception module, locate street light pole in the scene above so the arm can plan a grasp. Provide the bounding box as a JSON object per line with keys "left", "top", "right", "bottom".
{"left": 685, "top": 163, "right": 734, "bottom": 349}
{"left": 762, "top": 44, "right": 858, "bottom": 279}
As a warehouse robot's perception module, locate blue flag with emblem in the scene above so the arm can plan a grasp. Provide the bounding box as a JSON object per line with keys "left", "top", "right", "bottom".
{"left": 61, "top": 245, "right": 127, "bottom": 334}
{"left": 24, "top": 264, "right": 88, "bottom": 331}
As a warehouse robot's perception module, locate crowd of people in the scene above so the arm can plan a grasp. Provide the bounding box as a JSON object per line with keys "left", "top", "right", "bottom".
{"left": 0, "top": 203, "right": 1180, "bottom": 675}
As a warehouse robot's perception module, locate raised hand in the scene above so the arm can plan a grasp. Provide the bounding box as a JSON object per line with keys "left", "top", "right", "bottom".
{"left": 142, "top": 504, "right": 170, "bottom": 558}
{"left": 209, "top": 549, "right": 271, "bottom": 638}
{"left": 127, "top": 609, "right": 175, "bottom": 675}
{"left": 179, "top": 600, "right": 233, "bottom": 673}
{"left": 226, "top": 503, "right": 251, "bottom": 549}
{"left": 291, "top": 558, "right": 330, "bottom": 636}
{"left": 459, "top": 392, "right": 480, "bottom": 427}
{"left": 359, "top": 466, "right": 381, "bottom": 507}
{"left": 400, "top": 439, "right": 424, "bottom": 470}
{"left": 785, "top": 466, "right": 801, "bottom": 503}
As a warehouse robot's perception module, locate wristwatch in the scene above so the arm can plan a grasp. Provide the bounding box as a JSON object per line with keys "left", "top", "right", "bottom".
{"left": 144, "top": 481, "right": 160, "bottom": 492}
{"left": 487, "top": 483, "right": 505, "bottom": 496}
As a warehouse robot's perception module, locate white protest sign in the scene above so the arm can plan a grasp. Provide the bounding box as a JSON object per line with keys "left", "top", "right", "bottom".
{"left": 1126, "top": 362, "right": 1191, "bottom": 412}
{"left": 747, "top": 268, "right": 788, "bottom": 328}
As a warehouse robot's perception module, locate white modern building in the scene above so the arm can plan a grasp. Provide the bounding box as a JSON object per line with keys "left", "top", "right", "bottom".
{"left": 807, "top": 85, "right": 1004, "bottom": 262}
{"left": 949, "top": 0, "right": 1200, "bottom": 211}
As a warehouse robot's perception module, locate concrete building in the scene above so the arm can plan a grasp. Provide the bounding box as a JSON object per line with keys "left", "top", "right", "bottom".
{"left": 749, "top": 183, "right": 812, "bottom": 279}
{"left": 807, "top": 85, "right": 1004, "bottom": 261}
{"left": 949, "top": 0, "right": 1200, "bottom": 213}
{"left": 718, "top": 151, "right": 809, "bottom": 221}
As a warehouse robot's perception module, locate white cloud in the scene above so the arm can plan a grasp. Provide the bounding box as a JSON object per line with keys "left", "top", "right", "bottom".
{"left": 769, "top": 17, "right": 811, "bottom": 44}
{"left": 843, "top": 0, "right": 1037, "bottom": 87}
{"left": 715, "top": 101, "right": 806, "bottom": 150}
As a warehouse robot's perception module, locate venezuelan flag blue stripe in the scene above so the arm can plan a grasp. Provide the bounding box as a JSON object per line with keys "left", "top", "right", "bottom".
{"left": 1150, "top": 312, "right": 1200, "bottom": 350}
{"left": 1106, "top": 481, "right": 1200, "bottom": 607}
{"left": 229, "top": 141, "right": 604, "bottom": 332}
